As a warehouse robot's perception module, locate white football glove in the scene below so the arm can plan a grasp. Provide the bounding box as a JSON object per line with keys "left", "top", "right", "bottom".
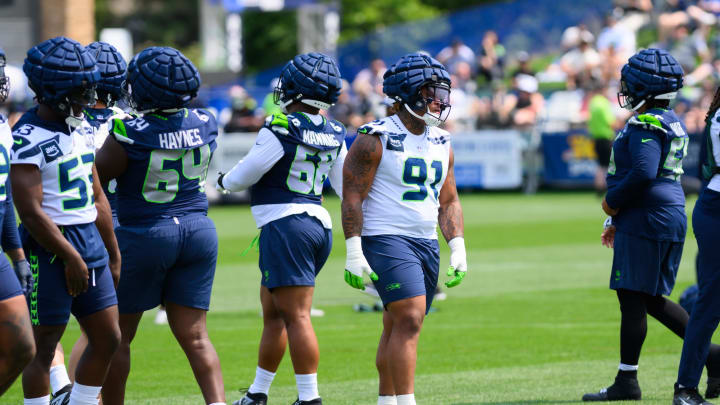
{"left": 445, "top": 237, "right": 467, "bottom": 288}
{"left": 344, "top": 236, "right": 377, "bottom": 290}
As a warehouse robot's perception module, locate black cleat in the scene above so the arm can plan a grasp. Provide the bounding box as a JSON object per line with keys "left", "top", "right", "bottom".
{"left": 674, "top": 384, "right": 713, "bottom": 405}
{"left": 707, "top": 377, "right": 720, "bottom": 399}
{"left": 582, "top": 376, "right": 641, "bottom": 401}
{"left": 50, "top": 384, "right": 72, "bottom": 405}
{"left": 233, "top": 391, "right": 268, "bottom": 405}
{"left": 291, "top": 398, "right": 322, "bottom": 405}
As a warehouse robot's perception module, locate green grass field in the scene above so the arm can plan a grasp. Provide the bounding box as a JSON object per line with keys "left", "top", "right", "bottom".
{"left": 2, "top": 192, "right": 708, "bottom": 404}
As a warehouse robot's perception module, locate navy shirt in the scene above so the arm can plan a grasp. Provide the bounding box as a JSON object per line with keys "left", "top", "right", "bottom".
{"left": 606, "top": 108, "right": 688, "bottom": 242}
{"left": 250, "top": 112, "right": 346, "bottom": 206}
{"left": 110, "top": 109, "right": 217, "bottom": 226}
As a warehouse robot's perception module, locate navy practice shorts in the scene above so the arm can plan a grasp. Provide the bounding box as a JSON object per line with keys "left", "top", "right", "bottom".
{"left": 362, "top": 234, "right": 440, "bottom": 314}
{"left": 0, "top": 256, "right": 22, "bottom": 301}
{"left": 24, "top": 247, "right": 116, "bottom": 326}
{"left": 610, "top": 230, "right": 684, "bottom": 296}
{"left": 116, "top": 214, "right": 218, "bottom": 313}
{"left": 258, "top": 213, "right": 332, "bottom": 289}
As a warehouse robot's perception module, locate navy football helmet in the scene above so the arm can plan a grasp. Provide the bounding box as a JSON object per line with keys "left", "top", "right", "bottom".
{"left": 617, "top": 48, "right": 684, "bottom": 111}
{"left": 127, "top": 46, "right": 200, "bottom": 112}
{"left": 87, "top": 42, "right": 127, "bottom": 107}
{"left": 383, "top": 52, "right": 451, "bottom": 127}
{"left": 0, "top": 47, "right": 8, "bottom": 103}
{"left": 273, "top": 52, "right": 342, "bottom": 113}
{"left": 23, "top": 37, "right": 100, "bottom": 126}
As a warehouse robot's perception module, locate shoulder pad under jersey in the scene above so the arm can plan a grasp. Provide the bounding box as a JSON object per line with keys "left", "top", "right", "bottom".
{"left": 357, "top": 119, "right": 388, "bottom": 136}
{"left": 265, "top": 113, "right": 289, "bottom": 135}
{"left": 628, "top": 114, "right": 668, "bottom": 134}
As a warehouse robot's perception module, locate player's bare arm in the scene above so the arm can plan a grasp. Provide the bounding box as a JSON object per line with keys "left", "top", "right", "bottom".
{"left": 92, "top": 164, "right": 121, "bottom": 286}
{"left": 438, "top": 147, "right": 468, "bottom": 288}
{"left": 341, "top": 132, "right": 382, "bottom": 238}
{"left": 341, "top": 132, "right": 382, "bottom": 289}
{"left": 95, "top": 130, "right": 129, "bottom": 184}
{"left": 438, "top": 147, "right": 464, "bottom": 241}
{"left": 11, "top": 164, "right": 88, "bottom": 296}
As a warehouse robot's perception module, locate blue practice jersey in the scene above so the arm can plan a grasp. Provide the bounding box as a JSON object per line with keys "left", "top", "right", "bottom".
{"left": 11, "top": 107, "right": 107, "bottom": 267}
{"left": 606, "top": 108, "right": 688, "bottom": 241}
{"left": 250, "top": 112, "right": 346, "bottom": 206}
{"left": 110, "top": 108, "right": 217, "bottom": 226}
{"left": 84, "top": 107, "right": 125, "bottom": 217}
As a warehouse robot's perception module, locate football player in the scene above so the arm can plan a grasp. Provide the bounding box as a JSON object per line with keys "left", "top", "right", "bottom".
{"left": 583, "top": 48, "right": 720, "bottom": 403}
{"left": 0, "top": 45, "right": 35, "bottom": 398}
{"left": 96, "top": 47, "right": 226, "bottom": 405}
{"left": 217, "top": 52, "right": 345, "bottom": 405}
{"left": 673, "top": 86, "right": 720, "bottom": 404}
{"left": 46, "top": 41, "right": 130, "bottom": 405}
{"left": 11, "top": 37, "right": 121, "bottom": 405}
{"left": 341, "top": 53, "right": 468, "bottom": 405}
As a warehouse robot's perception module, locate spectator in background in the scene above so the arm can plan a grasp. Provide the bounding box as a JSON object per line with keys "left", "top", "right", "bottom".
{"left": 586, "top": 79, "right": 622, "bottom": 194}
{"left": 261, "top": 78, "right": 282, "bottom": 118}
{"left": 352, "top": 58, "right": 386, "bottom": 122}
{"left": 597, "top": 12, "right": 637, "bottom": 62}
{"left": 224, "top": 85, "right": 263, "bottom": 133}
{"left": 477, "top": 31, "right": 505, "bottom": 83}
{"left": 328, "top": 79, "right": 364, "bottom": 132}
{"left": 658, "top": 0, "right": 716, "bottom": 42}
{"left": 475, "top": 81, "right": 514, "bottom": 128}
{"left": 437, "top": 38, "right": 477, "bottom": 75}
{"left": 510, "top": 51, "right": 534, "bottom": 79}
{"left": 656, "top": 23, "right": 713, "bottom": 85}
{"left": 446, "top": 73, "right": 480, "bottom": 133}
{"left": 509, "top": 73, "right": 544, "bottom": 128}
{"left": 453, "top": 61, "right": 477, "bottom": 94}
{"left": 560, "top": 29, "right": 601, "bottom": 89}
{"left": 613, "top": 0, "right": 653, "bottom": 32}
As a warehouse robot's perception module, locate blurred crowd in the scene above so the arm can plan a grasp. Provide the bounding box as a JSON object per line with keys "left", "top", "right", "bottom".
{"left": 5, "top": 0, "right": 720, "bottom": 138}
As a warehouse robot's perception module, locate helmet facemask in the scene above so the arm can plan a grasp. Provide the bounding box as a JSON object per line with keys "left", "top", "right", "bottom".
{"left": 56, "top": 84, "right": 98, "bottom": 128}
{"left": 0, "top": 54, "right": 9, "bottom": 103}
{"left": 405, "top": 83, "right": 452, "bottom": 127}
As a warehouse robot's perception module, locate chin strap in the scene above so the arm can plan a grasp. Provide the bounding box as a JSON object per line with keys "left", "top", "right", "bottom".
{"left": 404, "top": 103, "right": 442, "bottom": 127}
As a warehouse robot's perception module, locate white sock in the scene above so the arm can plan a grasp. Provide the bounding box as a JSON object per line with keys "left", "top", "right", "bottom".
{"left": 24, "top": 395, "right": 50, "bottom": 405}
{"left": 50, "top": 364, "right": 72, "bottom": 395}
{"left": 69, "top": 382, "right": 101, "bottom": 405}
{"left": 618, "top": 363, "right": 639, "bottom": 371}
{"left": 295, "top": 373, "right": 319, "bottom": 401}
{"left": 378, "top": 395, "right": 397, "bottom": 405}
{"left": 208, "top": 403, "right": 226, "bottom": 405}
{"left": 396, "top": 393, "right": 416, "bottom": 405}
{"left": 248, "top": 366, "right": 276, "bottom": 395}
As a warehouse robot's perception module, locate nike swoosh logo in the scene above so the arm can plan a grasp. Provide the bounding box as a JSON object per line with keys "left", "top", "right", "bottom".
{"left": 13, "top": 139, "right": 22, "bottom": 144}
{"left": 641, "top": 138, "right": 654, "bottom": 143}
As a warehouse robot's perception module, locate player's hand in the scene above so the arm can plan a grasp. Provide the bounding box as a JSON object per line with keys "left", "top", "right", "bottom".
{"left": 445, "top": 237, "right": 467, "bottom": 288}
{"left": 64, "top": 254, "right": 89, "bottom": 297}
{"left": 109, "top": 254, "right": 121, "bottom": 289}
{"left": 602, "top": 198, "right": 618, "bottom": 216}
{"left": 216, "top": 172, "right": 229, "bottom": 194}
{"left": 13, "top": 260, "right": 33, "bottom": 296}
{"left": 601, "top": 225, "right": 616, "bottom": 249}
{"left": 344, "top": 236, "right": 378, "bottom": 290}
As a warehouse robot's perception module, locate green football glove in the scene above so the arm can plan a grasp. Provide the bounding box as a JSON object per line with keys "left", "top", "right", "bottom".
{"left": 444, "top": 237, "right": 467, "bottom": 288}
{"left": 344, "top": 237, "right": 378, "bottom": 290}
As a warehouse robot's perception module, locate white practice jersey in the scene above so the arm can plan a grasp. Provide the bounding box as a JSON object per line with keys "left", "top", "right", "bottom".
{"left": 0, "top": 116, "right": 12, "bottom": 203}
{"left": 11, "top": 116, "right": 98, "bottom": 225}
{"left": 361, "top": 115, "right": 451, "bottom": 239}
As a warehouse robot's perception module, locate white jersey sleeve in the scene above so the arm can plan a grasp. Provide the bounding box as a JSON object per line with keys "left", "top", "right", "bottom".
{"left": 11, "top": 120, "right": 98, "bottom": 226}
{"left": 0, "top": 117, "right": 12, "bottom": 203}
{"left": 360, "top": 115, "right": 451, "bottom": 239}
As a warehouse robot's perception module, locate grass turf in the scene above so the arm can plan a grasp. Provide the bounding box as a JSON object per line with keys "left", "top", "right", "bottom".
{"left": 1, "top": 192, "right": 707, "bottom": 404}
